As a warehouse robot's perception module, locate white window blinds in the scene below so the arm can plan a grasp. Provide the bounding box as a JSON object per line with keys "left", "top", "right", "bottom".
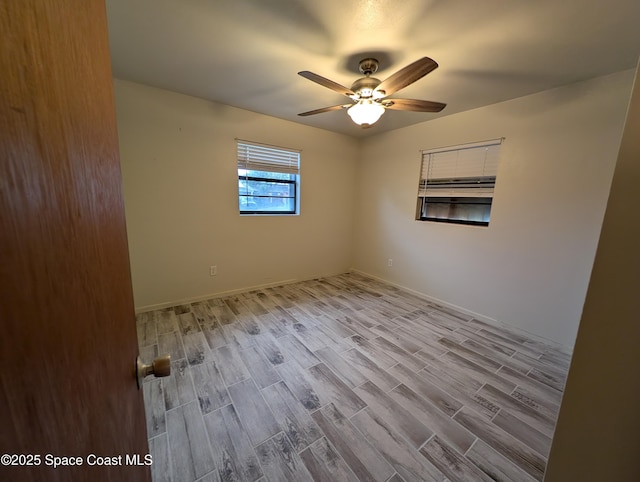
{"left": 419, "top": 139, "right": 502, "bottom": 198}
{"left": 237, "top": 140, "right": 300, "bottom": 175}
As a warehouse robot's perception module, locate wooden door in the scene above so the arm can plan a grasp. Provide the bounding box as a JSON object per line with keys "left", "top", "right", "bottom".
{"left": 0, "top": 1, "right": 151, "bottom": 481}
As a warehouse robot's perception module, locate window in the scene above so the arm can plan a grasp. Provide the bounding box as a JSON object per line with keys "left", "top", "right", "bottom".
{"left": 237, "top": 140, "right": 300, "bottom": 215}
{"left": 417, "top": 138, "right": 503, "bottom": 226}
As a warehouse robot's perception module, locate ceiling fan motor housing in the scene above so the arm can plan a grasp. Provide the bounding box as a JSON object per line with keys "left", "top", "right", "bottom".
{"left": 350, "top": 76, "right": 382, "bottom": 98}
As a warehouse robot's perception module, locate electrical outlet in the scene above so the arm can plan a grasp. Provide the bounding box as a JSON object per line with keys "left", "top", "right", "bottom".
{"left": 388, "top": 259, "right": 393, "bottom": 267}
{"left": 210, "top": 265, "right": 217, "bottom": 276}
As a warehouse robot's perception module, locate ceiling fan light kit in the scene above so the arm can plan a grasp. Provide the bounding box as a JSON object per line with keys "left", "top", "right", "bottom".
{"left": 298, "top": 56, "right": 446, "bottom": 127}
{"left": 347, "top": 99, "right": 386, "bottom": 125}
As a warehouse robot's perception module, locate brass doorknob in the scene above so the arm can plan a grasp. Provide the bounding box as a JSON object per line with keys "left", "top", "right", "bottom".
{"left": 136, "top": 354, "right": 171, "bottom": 389}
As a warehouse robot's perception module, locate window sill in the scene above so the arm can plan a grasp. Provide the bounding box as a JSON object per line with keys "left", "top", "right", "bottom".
{"left": 418, "top": 217, "right": 489, "bottom": 227}
{"left": 240, "top": 212, "right": 300, "bottom": 217}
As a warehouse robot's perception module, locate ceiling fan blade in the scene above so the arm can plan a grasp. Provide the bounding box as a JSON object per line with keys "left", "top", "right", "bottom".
{"left": 375, "top": 57, "right": 438, "bottom": 96}
{"left": 298, "top": 71, "right": 355, "bottom": 97}
{"left": 383, "top": 98, "right": 446, "bottom": 112}
{"left": 298, "top": 104, "right": 349, "bottom": 116}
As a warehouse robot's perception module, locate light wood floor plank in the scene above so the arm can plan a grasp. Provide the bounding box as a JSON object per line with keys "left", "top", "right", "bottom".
{"left": 316, "top": 314, "right": 358, "bottom": 339}
{"left": 148, "top": 434, "right": 171, "bottom": 482}
{"left": 156, "top": 310, "right": 179, "bottom": 335}
{"left": 178, "top": 312, "right": 202, "bottom": 336}
{"left": 340, "top": 348, "right": 401, "bottom": 392}
{"left": 513, "top": 351, "right": 569, "bottom": 378}
{"left": 538, "top": 350, "right": 572, "bottom": 370}
{"left": 261, "top": 381, "right": 323, "bottom": 452}
{"left": 459, "top": 338, "right": 532, "bottom": 374}
{"left": 387, "top": 363, "right": 462, "bottom": 418}
{"left": 453, "top": 407, "right": 546, "bottom": 480}
{"left": 311, "top": 403, "right": 394, "bottom": 482}
{"left": 227, "top": 378, "right": 280, "bottom": 446}
{"left": 354, "top": 381, "right": 433, "bottom": 449}
{"left": 476, "top": 328, "right": 544, "bottom": 359}
{"left": 237, "top": 313, "right": 263, "bottom": 337}
{"left": 221, "top": 320, "right": 256, "bottom": 349}
{"left": 307, "top": 363, "right": 367, "bottom": 418}
{"left": 203, "top": 403, "right": 263, "bottom": 482}
{"left": 143, "top": 379, "right": 166, "bottom": 438}
{"left": 465, "top": 438, "right": 537, "bottom": 482}
{"left": 183, "top": 331, "right": 213, "bottom": 366}
{"left": 498, "top": 365, "right": 563, "bottom": 406}
{"left": 349, "top": 335, "right": 398, "bottom": 369}
{"left": 385, "top": 474, "right": 406, "bottom": 482}
{"left": 393, "top": 325, "right": 448, "bottom": 356}
{"left": 163, "top": 358, "right": 196, "bottom": 410}
{"left": 208, "top": 302, "right": 237, "bottom": 326}
{"left": 138, "top": 320, "right": 157, "bottom": 348}
{"left": 527, "top": 367, "right": 566, "bottom": 392}
{"left": 140, "top": 273, "right": 565, "bottom": 482}
{"left": 438, "top": 337, "right": 503, "bottom": 372}
{"left": 256, "top": 312, "right": 291, "bottom": 339}
{"left": 419, "top": 435, "right": 492, "bottom": 481}
{"left": 190, "top": 361, "right": 231, "bottom": 415}
{"left": 439, "top": 351, "right": 516, "bottom": 394}
{"left": 510, "top": 385, "right": 561, "bottom": 420}
{"left": 478, "top": 384, "right": 556, "bottom": 437}
{"left": 368, "top": 336, "right": 428, "bottom": 372}
{"left": 415, "top": 355, "right": 502, "bottom": 421}
{"left": 492, "top": 407, "right": 552, "bottom": 457}
{"left": 454, "top": 326, "right": 516, "bottom": 357}
{"left": 166, "top": 401, "right": 215, "bottom": 481}
{"left": 299, "top": 437, "right": 360, "bottom": 482}
{"left": 350, "top": 408, "right": 445, "bottom": 482}
{"left": 239, "top": 345, "right": 281, "bottom": 389}
{"left": 276, "top": 334, "right": 320, "bottom": 369}
{"left": 312, "top": 317, "right": 356, "bottom": 352}
{"left": 212, "top": 344, "right": 251, "bottom": 386}
{"left": 338, "top": 314, "right": 379, "bottom": 339}
{"left": 344, "top": 309, "right": 383, "bottom": 329}
{"left": 254, "top": 332, "right": 289, "bottom": 366}
{"left": 315, "top": 346, "right": 368, "bottom": 388}
{"left": 276, "top": 360, "right": 322, "bottom": 412}
{"left": 255, "top": 432, "right": 314, "bottom": 482}
{"left": 198, "top": 318, "right": 228, "bottom": 351}
{"left": 191, "top": 302, "right": 215, "bottom": 324}
{"left": 388, "top": 383, "right": 476, "bottom": 454}
{"left": 369, "top": 324, "right": 423, "bottom": 354}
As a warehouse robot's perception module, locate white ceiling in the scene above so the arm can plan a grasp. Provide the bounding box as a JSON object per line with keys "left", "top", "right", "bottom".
{"left": 106, "top": 0, "right": 640, "bottom": 138}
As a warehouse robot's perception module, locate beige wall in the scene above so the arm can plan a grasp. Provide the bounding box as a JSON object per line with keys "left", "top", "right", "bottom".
{"left": 116, "top": 71, "right": 634, "bottom": 348}
{"left": 354, "top": 70, "right": 634, "bottom": 347}
{"left": 114, "top": 80, "right": 359, "bottom": 310}
{"left": 544, "top": 66, "right": 640, "bottom": 481}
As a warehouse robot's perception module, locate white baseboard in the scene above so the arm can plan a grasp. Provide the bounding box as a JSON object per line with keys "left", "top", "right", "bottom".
{"left": 136, "top": 268, "right": 572, "bottom": 353}
{"left": 135, "top": 271, "right": 346, "bottom": 314}
{"left": 349, "top": 268, "right": 573, "bottom": 353}
{"left": 135, "top": 278, "right": 299, "bottom": 313}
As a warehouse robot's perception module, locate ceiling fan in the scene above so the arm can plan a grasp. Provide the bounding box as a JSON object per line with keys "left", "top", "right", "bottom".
{"left": 298, "top": 57, "right": 446, "bottom": 127}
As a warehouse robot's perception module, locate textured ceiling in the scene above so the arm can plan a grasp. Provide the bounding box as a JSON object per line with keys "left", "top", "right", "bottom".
{"left": 106, "top": 0, "right": 640, "bottom": 138}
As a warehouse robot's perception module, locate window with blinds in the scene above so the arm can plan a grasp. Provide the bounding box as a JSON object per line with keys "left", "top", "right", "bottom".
{"left": 416, "top": 138, "right": 503, "bottom": 226}
{"left": 237, "top": 140, "right": 301, "bottom": 215}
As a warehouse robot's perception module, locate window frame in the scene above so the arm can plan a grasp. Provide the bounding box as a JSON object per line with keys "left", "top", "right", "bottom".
{"left": 238, "top": 173, "right": 298, "bottom": 215}
{"left": 416, "top": 138, "right": 503, "bottom": 227}
{"left": 236, "top": 139, "right": 301, "bottom": 216}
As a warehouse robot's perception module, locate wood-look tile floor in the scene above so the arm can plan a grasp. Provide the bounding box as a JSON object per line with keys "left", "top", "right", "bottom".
{"left": 137, "top": 273, "right": 570, "bottom": 482}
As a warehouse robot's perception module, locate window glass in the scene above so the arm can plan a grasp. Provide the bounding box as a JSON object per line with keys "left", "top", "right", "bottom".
{"left": 236, "top": 139, "right": 300, "bottom": 216}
